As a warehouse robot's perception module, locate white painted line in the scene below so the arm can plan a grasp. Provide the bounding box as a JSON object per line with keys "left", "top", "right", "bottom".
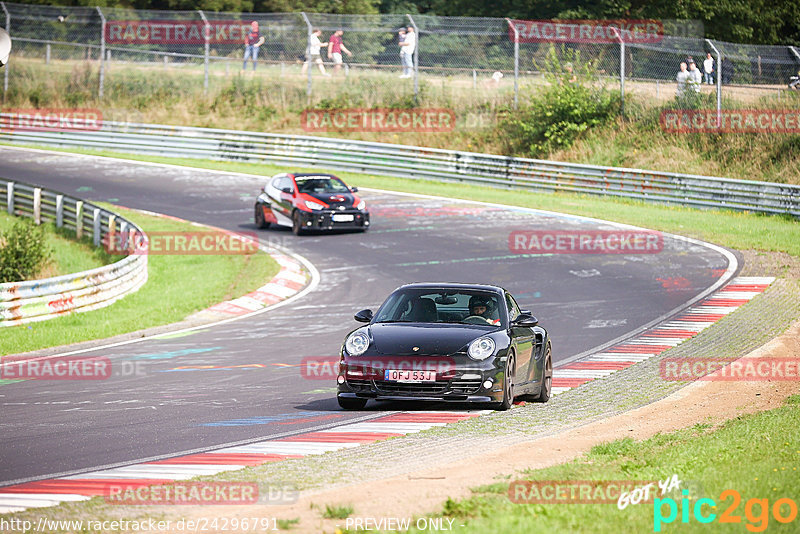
{"left": 0, "top": 506, "right": 26, "bottom": 513}
{"left": 554, "top": 369, "right": 617, "bottom": 378}
{"left": 0, "top": 493, "right": 90, "bottom": 503}
{"left": 217, "top": 442, "right": 361, "bottom": 455}
{"left": 551, "top": 387, "right": 573, "bottom": 395}
{"left": 733, "top": 276, "right": 775, "bottom": 284}
{"left": 630, "top": 338, "right": 684, "bottom": 346}
{"left": 61, "top": 464, "right": 242, "bottom": 480}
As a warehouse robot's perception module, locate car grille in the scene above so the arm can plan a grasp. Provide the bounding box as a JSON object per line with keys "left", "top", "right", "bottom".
{"left": 345, "top": 379, "right": 482, "bottom": 395}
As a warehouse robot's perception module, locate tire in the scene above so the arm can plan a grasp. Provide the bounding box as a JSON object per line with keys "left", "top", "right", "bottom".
{"left": 292, "top": 210, "right": 305, "bottom": 236}
{"left": 254, "top": 205, "right": 270, "bottom": 229}
{"left": 495, "top": 353, "right": 515, "bottom": 411}
{"left": 533, "top": 342, "right": 552, "bottom": 403}
{"left": 337, "top": 396, "right": 368, "bottom": 410}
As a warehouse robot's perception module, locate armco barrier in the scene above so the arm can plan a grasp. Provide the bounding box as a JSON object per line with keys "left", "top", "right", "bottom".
{"left": 0, "top": 180, "right": 148, "bottom": 327}
{"left": 0, "top": 116, "right": 799, "bottom": 217}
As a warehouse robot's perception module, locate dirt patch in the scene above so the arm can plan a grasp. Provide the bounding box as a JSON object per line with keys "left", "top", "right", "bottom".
{"left": 165, "top": 317, "right": 800, "bottom": 534}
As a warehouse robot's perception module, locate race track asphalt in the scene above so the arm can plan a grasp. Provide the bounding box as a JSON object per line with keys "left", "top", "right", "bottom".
{"left": 0, "top": 147, "right": 734, "bottom": 484}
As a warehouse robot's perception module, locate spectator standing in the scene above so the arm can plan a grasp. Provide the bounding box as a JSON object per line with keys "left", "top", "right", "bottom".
{"left": 703, "top": 53, "right": 715, "bottom": 84}
{"left": 328, "top": 30, "right": 352, "bottom": 75}
{"left": 675, "top": 62, "right": 690, "bottom": 96}
{"left": 302, "top": 29, "right": 329, "bottom": 76}
{"left": 242, "top": 21, "right": 265, "bottom": 71}
{"left": 688, "top": 60, "right": 702, "bottom": 92}
{"left": 399, "top": 26, "right": 415, "bottom": 78}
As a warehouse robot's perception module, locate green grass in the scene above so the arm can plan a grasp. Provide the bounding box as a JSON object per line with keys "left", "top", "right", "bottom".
{"left": 4, "top": 144, "right": 798, "bottom": 259}
{"left": 0, "top": 210, "right": 115, "bottom": 279}
{"left": 405, "top": 395, "right": 800, "bottom": 533}
{"left": 276, "top": 518, "right": 300, "bottom": 530}
{"left": 321, "top": 503, "right": 355, "bottom": 520}
{"left": 1, "top": 205, "right": 280, "bottom": 356}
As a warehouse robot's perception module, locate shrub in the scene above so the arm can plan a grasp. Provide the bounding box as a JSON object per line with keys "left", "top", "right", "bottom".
{"left": 0, "top": 219, "right": 53, "bottom": 283}
{"left": 501, "top": 45, "right": 621, "bottom": 157}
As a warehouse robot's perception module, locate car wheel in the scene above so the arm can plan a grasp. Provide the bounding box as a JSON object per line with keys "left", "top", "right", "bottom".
{"left": 254, "top": 205, "right": 270, "bottom": 229}
{"left": 337, "top": 396, "right": 368, "bottom": 410}
{"left": 292, "top": 210, "right": 305, "bottom": 236}
{"left": 496, "top": 353, "right": 515, "bottom": 411}
{"left": 533, "top": 342, "right": 552, "bottom": 403}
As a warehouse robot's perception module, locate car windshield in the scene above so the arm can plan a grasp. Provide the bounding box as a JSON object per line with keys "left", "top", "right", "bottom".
{"left": 373, "top": 289, "right": 503, "bottom": 326}
{"left": 295, "top": 176, "right": 350, "bottom": 194}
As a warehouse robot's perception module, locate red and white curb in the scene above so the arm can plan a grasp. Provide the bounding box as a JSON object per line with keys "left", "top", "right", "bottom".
{"left": 0, "top": 411, "right": 489, "bottom": 514}
{"left": 190, "top": 254, "right": 308, "bottom": 321}
{"left": 551, "top": 276, "right": 776, "bottom": 395}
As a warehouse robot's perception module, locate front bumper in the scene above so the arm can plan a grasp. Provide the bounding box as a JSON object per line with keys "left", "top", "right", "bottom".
{"left": 297, "top": 209, "right": 370, "bottom": 231}
{"left": 337, "top": 369, "right": 503, "bottom": 403}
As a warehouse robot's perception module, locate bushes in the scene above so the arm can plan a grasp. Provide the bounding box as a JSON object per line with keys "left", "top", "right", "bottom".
{"left": 0, "top": 218, "right": 52, "bottom": 283}
{"left": 500, "top": 45, "right": 621, "bottom": 158}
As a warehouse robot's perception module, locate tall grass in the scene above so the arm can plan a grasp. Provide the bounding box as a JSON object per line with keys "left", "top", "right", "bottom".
{"left": 4, "top": 57, "right": 799, "bottom": 183}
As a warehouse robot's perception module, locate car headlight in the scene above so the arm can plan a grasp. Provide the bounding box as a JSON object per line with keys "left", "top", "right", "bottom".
{"left": 356, "top": 200, "right": 366, "bottom": 210}
{"left": 304, "top": 200, "right": 326, "bottom": 211}
{"left": 468, "top": 337, "right": 496, "bottom": 360}
{"left": 345, "top": 330, "right": 370, "bottom": 356}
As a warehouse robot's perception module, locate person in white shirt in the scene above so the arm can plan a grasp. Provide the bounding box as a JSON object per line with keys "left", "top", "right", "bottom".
{"left": 399, "top": 26, "right": 415, "bottom": 78}
{"left": 688, "top": 60, "right": 702, "bottom": 92}
{"left": 703, "top": 53, "right": 715, "bottom": 84}
{"left": 302, "top": 29, "right": 329, "bottom": 76}
{"left": 676, "top": 62, "right": 690, "bottom": 96}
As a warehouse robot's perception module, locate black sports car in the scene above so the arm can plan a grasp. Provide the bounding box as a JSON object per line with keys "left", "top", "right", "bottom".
{"left": 336, "top": 283, "right": 552, "bottom": 411}
{"left": 255, "top": 172, "right": 370, "bottom": 235}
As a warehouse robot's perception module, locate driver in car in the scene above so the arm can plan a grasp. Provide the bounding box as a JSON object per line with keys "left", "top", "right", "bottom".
{"left": 468, "top": 296, "right": 500, "bottom": 325}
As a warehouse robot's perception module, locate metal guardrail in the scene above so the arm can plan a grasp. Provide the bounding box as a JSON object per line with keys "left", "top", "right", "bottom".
{"left": 0, "top": 180, "right": 148, "bottom": 327}
{"left": 0, "top": 115, "right": 798, "bottom": 217}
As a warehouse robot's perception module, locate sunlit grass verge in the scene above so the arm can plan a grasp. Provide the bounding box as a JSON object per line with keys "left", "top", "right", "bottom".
{"left": 4, "top": 144, "right": 798, "bottom": 259}
{"left": 0, "top": 210, "right": 115, "bottom": 280}
{"left": 400, "top": 394, "right": 800, "bottom": 534}
{"left": 0, "top": 205, "right": 280, "bottom": 356}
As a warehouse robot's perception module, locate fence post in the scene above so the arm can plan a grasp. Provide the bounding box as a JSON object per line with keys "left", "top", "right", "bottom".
{"left": 55, "top": 194, "right": 64, "bottom": 227}
{"left": 407, "top": 14, "right": 419, "bottom": 103}
{"left": 198, "top": 10, "right": 210, "bottom": 92}
{"left": 6, "top": 181, "right": 13, "bottom": 215}
{"left": 790, "top": 46, "right": 800, "bottom": 65}
{"left": 45, "top": 42, "right": 50, "bottom": 64}
{"left": 93, "top": 208, "right": 101, "bottom": 246}
{"left": 300, "top": 12, "right": 312, "bottom": 99}
{"left": 33, "top": 187, "right": 41, "bottom": 224}
{"left": 96, "top": 7, "right": 106, "bottom": 99}
{"left": 75, "top": 201, "right": 84, "bottom": 238}
{"left": 1, "top": 2, "right": 9, "bottom": 98}
{"left": 706, "top": 39, "right": 722, "bottom": 126}
{"left": 614, "top": 29, "right": 625, "bottom": 116}
{"left": 505, "top": 18, "right": 519, "bottom": 110}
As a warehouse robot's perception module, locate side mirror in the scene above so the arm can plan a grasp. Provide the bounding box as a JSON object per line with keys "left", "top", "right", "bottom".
{"left": 354, "top": 309, "right": 373, "bottom": 323}
{"left": 520, "top": 309, "right": 531, "bottom": 315}
{"left": 281, "top": 187, "right": 294, "bottom": 195}
{"left": 513, "top": 314, "right": 538, "bottom": 327}
{"left": 350, "top": 186, "right": 359, "bottom": 192}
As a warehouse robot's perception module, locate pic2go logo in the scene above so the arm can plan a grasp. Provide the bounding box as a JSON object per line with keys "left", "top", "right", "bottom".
{"left": 654, "top": 490, "right": 798, "bottom": 532}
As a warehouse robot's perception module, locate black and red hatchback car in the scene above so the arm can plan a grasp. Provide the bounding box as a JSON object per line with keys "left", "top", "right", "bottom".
{"left": 255, "top": 172, "right": 370, "bottom": 235}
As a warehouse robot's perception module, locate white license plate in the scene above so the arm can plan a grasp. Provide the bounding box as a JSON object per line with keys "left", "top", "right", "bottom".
{"left": 384, "top": 369, "right": 436, "bottom": 382}
{"left": 332, "top": 214, "right": 355, "bottom": 222}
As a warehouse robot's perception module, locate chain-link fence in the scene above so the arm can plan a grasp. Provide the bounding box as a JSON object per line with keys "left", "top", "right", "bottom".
{"left": 2, "top": 2, "right": 799, "bottom": 112}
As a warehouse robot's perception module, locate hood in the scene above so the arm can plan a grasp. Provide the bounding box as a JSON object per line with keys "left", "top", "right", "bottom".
{"left": 303, "top": 191, "right": 355, "bottom": 207}
{"left": 369, "top": 323, "right": 490, "bottom": 356}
